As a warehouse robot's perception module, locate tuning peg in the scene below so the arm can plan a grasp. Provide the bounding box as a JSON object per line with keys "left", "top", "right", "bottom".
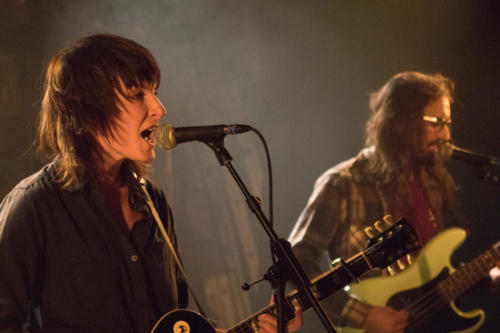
{"left": 374, "top": 220, "right": 384, "bottom": 233}
{"left": 387, "top": 264, "right": 397, "bottom": 276}
{"left": 383, "top": 215, "right": 393, "bottom": 227}
{"left": 364, "top": 226, "right": 376, "bottom": 238}
{"left": 396, "top": 259, "right": 406, "bottom": 271}
{"left": 406, "top": 253, "right": 413, "bottom": 265}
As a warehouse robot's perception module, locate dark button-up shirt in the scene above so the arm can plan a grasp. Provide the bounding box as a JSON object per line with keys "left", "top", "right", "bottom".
{"left": 0, "top": 163, "right": 187, "bottom": 333}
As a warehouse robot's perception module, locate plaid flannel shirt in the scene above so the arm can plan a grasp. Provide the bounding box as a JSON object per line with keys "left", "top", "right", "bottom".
{"left": 289, "top": 147, "right": 454, "bottom": 329}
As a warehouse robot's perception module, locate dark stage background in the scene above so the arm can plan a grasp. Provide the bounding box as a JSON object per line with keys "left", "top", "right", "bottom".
{"left": 1, "top": 1, "right": 499, "bottom": 331}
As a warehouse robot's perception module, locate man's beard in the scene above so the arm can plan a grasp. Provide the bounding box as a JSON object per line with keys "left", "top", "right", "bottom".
{"left": 415, "top": 142, "right": 446, "bottom": 170}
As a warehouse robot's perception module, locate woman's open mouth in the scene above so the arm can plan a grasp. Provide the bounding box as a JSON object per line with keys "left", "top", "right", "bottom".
{"left": 141, "top": 126, "right": 157, "bottom": 145}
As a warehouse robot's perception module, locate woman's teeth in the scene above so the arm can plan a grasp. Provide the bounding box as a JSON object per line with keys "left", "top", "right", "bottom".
{"left": 141, "top": 129, "right": 154, "bottom": 144}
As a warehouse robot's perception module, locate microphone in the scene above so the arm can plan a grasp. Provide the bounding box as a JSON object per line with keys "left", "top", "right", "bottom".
{"left": 438, "top": 142, "right": 499, "bottom": 167}
{"left": 154, "top": 124, "right": 252, "bottom": 149}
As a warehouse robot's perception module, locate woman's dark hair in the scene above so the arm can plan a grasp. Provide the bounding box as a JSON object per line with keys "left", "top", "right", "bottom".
{"left": 38, "top": 33, "right": 161, "bottom": 188}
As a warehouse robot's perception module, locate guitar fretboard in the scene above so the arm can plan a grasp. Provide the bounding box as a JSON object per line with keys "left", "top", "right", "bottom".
{"left": 226, "top": 251, "right": 374, "bottom": 333}
{"left": 224, "top": 219, "right": 417, "bottom": 333}
{"left": 439, "top": 243, "right": 500, "bottom": 301}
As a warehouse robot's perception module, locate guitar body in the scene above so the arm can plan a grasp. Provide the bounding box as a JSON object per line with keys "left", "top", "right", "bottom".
{"left": 151, "top": 309, "right": 216, "bottom": 333}
{"left": 343, "top": 228, "right": 485, "bottom": 333}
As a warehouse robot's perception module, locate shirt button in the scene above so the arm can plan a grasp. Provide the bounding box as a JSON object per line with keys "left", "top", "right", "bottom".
{"left": 130, "top": 254, "right": 138, "bottom": 262}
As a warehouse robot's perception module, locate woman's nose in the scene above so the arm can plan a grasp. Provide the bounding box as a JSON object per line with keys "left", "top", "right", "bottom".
{"left": 149, "top": 95, "right": 167, "bottom": 119}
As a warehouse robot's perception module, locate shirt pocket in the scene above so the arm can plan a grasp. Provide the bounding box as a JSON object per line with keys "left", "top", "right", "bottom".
{"left": 50, "top": 241, "right": 126, "bottom": 310}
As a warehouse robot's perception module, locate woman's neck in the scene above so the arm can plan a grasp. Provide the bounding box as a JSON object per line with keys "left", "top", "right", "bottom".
{"left": 99, "top": 158, "right": 127, "bottom": 186}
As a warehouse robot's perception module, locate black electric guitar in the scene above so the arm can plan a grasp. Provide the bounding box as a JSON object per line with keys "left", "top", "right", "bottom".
{"left": 151, "top": 218, "right": 419, "bottom": 333}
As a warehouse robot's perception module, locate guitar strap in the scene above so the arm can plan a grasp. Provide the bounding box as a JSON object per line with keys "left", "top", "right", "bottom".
{"left": 139, "top": 177, "right": 209, "bottom": 319}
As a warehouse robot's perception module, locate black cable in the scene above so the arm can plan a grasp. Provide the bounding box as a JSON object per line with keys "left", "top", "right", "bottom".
{"left": 249, "top": 127, "right": 273, "bottom": 226}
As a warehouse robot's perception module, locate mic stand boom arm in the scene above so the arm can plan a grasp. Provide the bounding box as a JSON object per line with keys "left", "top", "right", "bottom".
{"left": 203, "top": 137, "right": 337, "bottom": 333}
{"left": 473, "top": 167, "right": 500, "bottom": 187}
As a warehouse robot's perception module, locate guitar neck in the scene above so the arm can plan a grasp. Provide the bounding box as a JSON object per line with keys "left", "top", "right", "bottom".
{"left": 439, "top": 243, "right": 500, "bottom": 301}
{"left": 226, "top": 251, "right": 373, "bottom": 333}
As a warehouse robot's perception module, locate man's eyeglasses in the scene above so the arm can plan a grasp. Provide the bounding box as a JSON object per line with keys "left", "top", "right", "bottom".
{"left": 422, "top": 115, "right": 452, "bottom": 131}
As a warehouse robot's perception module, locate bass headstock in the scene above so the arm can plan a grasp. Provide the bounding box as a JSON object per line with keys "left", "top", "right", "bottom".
{"left": 364, "top": 216, "right": 420, "bottom": 270}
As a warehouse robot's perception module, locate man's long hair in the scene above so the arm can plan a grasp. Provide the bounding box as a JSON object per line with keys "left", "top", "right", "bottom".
{"left": 38, "top": 34, "right": 161, "bottom": 188}
{"left": 365, "top": 71, "right": 461, "bottom": 216}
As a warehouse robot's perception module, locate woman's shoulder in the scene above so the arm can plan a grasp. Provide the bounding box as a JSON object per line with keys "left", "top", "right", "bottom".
{"left": 3, "top": 163, "right": 58, "bottom": 204}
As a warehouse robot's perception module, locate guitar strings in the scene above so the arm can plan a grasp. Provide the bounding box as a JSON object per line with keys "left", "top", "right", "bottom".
{"left": 392, "top": 251, "right": 497, "bottom": 330}
{"left": 229, "top": 243, "right": 380, "bottom": 332}
{"left": 227, "top": 298, "right": 297, "bottom": 333}
{"left": 403, "top": 286, "right": 448, "bottom": 329}
{"left": 401, "top": 270, "right": 479, "bottom": 329}
{"left": 404, "top": 270, "right": 482, "bottom": 329}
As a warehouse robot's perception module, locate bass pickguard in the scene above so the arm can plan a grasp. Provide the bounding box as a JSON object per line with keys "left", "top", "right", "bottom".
{"left": 343, "top": 227, "right": 492, "bottom": 333}
{"left": 387, "top": 269, "right": 481, "bottom": 333}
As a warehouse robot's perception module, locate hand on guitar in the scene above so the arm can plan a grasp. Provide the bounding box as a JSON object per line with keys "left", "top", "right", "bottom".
{"left": 256, "top": 296, "right": 303, "bottom": 333}
{"left": 257, "top": 306, "right": 303, "bottom": 333}
{"left": 362, "top": 306, "right": 408, "bottom": 333}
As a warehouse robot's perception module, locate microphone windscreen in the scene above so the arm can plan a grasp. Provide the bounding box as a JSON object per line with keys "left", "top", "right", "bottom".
{"left": 154, "top": 124, "right": 176, "bottom": 150}
{"left": 437, "top": 142, "right": 454, "bottom": 161}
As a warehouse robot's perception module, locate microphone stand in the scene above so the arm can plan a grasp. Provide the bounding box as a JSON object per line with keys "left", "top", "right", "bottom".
{"left": 202, "top": 137, "right": 337, "bottom": 333}
{"left": 473, "top": 167, "right": 500, "bottom": 187}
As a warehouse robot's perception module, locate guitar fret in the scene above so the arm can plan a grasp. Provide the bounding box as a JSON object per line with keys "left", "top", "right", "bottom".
{"left": 478, "top": 251, "right": 494, "bottom": 270}
{"left": 436, "top": 283, "right": 452, "bottom": 302}
{"left": 463, "top": 264, "right": 474, "bottom": 290}
{"left": 234, "top": 320, "right": 247, "bottom": 333}
{"left": 233, "top": 322, "right": 243, "bottom": 333}
{"left": 485, "top": 250, "right": 498, "bottom": 267}
{"left": 470, "top": 257, "right": 481, "bottom": 277}
{"left": 482, "top": 252, "right": 491, "bottom": 264}
{"left": 249, "top": 320, "right": 258, "bottom": 333}
{"left": 459, "top": 265, "right": 473, "bottom": 293}
{"left": 235, "top": 320, "right": 248, "bottom": 333}
{"left": 439, "top": 278, "right": 454, "bottom": 301}
{"left": 442, "top": 246, "right": 500, "bottom": 301}
{"left": 476, "top": 254, "right": 490, "bottom": 276}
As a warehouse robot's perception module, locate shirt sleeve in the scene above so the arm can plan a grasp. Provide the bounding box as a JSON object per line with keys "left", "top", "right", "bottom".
{"left": 0, "top": 186, "right": 44, "bottom": 332}
{"left": 288, "top": 171, "right": 372, "bottom": 328}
